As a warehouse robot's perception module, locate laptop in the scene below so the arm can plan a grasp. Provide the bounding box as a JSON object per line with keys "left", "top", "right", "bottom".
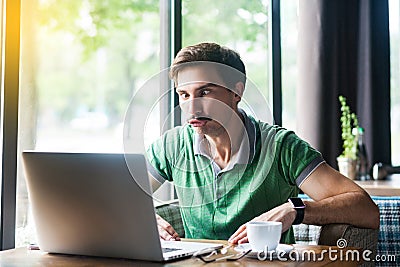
{"left": 22, "top": 151, "right": 222, "bottom": 261}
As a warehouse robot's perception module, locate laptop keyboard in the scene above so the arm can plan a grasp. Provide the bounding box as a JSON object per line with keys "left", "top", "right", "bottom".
{"left": 162, "top": 247, "right": 182, "bottom": 253}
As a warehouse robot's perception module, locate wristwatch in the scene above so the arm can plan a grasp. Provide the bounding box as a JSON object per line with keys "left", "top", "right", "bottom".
{"left": 288, "top": 197, "right": 306, "bottom": 225}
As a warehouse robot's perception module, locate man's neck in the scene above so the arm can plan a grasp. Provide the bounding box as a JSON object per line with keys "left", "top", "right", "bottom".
{"left": 205, "top": 111, "right": 245, "bottom": 169}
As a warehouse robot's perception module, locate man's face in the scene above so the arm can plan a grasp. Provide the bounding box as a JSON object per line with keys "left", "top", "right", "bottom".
{"left": 176, "top": 65, "right": 242, "bottom": 136}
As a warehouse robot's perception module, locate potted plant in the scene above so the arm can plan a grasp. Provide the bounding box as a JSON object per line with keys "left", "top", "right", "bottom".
{"left": 337, "top": 95, "right": 359, "bottom": 179}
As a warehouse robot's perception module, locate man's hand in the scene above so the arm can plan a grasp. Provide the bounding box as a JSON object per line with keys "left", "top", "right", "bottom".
{"left": 156, "top": 214, "right": 181, "bottom": 241}
{"left": 228, "top": 202, "right": 296, "bottom": 244}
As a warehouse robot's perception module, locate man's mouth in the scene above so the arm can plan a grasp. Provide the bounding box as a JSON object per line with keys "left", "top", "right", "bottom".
{"left": 194, "top": 116, "right": 212, "bottom": 121}
{"left": 188, "top": 116, "right": 212, "bottom": 127}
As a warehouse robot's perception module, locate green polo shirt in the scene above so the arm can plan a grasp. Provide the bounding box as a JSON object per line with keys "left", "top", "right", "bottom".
{"left": 146, "top": 111, "right": 324, "bottom": 244}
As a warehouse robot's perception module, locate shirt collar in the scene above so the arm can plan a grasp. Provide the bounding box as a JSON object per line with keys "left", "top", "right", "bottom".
{"left": 193, "top": 109, "right": 256, "bottom": 165}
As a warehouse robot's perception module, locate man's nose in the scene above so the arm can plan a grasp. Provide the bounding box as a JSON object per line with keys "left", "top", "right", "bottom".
{"left": 182, "top": 98, "right": 203, "bottom": 115}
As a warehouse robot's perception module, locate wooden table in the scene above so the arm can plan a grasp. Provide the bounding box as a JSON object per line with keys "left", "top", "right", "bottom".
{"left": 0, "top": 241, "right": 362, "bottom": 266}
{"left": 355, "top": 174, "right": 400, "bottom": 196}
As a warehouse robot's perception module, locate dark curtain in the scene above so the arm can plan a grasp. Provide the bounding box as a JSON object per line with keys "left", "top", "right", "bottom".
{"left": 296, "top": 0, "right": 391, "bottom": 169}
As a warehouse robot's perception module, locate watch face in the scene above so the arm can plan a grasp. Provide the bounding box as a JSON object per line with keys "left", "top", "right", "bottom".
{"left": 289, "top": 198, "right": 305, "bottom": 208}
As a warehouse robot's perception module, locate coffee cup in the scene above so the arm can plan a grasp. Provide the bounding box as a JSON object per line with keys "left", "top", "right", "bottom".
{"left": 247, "top": 221, "right": 282, "bottom": 251}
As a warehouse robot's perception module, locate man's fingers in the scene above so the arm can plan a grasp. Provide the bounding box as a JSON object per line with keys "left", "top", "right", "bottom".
{"left": 158, "top": 225, "right": 170, "bottom": 240}
{"left": 229, "top": 224, "right": 246, "bottom": 239}
{"left": 228, "top": 225, "right": 247, "bottom": 244}
{"left": 232, "top": 228, "right": 247, "bottom": 244}
{"left": 237, "top": 236, "right": 248, "bottom": 244}
{"left": 156, "top": 215, "right": 181, "bottom": 241}
{"left": 157, "top": 224, "right": 177, "bottom": 240}
{"left": 158, "top": 219, "right": 177, "bottom": 236}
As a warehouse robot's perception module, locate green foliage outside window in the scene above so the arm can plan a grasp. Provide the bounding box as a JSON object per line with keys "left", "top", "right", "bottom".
{"left": 34, "top": 0, "right": 269, "bottom": 126}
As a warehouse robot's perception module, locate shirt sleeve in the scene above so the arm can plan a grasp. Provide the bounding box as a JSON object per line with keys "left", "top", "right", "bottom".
{"left": 146, "top": 158, "right": 167, "bottom": 184}
{"left": 295, "top": 156, "right": 325, "bottom": 187}
{"left": 278, "top": 131, "right": 325, "bottom": 187}
{"left": 146, "top": 135, "right": 173, "bottom": 182}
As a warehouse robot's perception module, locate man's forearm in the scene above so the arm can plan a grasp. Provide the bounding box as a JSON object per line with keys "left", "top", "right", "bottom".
{"left": 302, "top": 191, "right": 380, "bottom": 229}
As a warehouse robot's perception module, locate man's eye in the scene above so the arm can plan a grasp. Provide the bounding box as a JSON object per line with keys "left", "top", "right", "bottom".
{"left": 180, "top": 93, "right": 189, "bottom": 99}
{"left": 200, "top": 90, "right": 210, "bottom": 96}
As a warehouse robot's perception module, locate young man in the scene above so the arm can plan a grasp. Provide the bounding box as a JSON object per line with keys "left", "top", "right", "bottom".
{"left": 146, "top": 42, "right": 379, "bottom": 244}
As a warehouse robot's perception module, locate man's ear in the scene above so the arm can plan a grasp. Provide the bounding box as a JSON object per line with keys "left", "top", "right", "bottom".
{"left": 234, "top": 82, "right": 244, "bottom": 102}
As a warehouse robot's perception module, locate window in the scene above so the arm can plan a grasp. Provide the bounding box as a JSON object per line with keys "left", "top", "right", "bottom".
{"left": 280, "top": 0, "right": 298, "bottom": 131}
{"left": 17, "top": 0, "right": 160, "bottom": 247}
{"left": 182, "top": 0, "right": 271, "bottom": 123}
{"left": 389, "top": 0, "right": 400, "bottom": 165}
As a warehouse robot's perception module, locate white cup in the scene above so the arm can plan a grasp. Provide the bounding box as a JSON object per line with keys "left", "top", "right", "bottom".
{"left": 247, "top": 221, "right": 282, "bottom": 251}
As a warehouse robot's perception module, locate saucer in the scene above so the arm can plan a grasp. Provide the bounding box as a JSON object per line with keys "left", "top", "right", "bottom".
{"left": 235, "top": 243, "right": 294, "bottom": 259}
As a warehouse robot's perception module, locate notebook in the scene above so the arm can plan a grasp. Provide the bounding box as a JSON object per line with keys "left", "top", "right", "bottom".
{"left": 22, "top": 151, "right": 222, "bottom": 261}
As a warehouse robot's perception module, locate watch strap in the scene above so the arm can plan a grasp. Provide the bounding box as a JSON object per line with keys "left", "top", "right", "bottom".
{"left": 292, "top": 207, "right": 304, "bottom": 225}
{"left": 289, "top": 197, "right": 305, "bottom": 225}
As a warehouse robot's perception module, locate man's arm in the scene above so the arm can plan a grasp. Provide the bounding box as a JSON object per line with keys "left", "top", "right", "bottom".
{"left": 300, "top": 162, "right": 380, "bottom": 228}
{"left": 228, "top": 162, "right": 379, "bottom": 244}
{"left": 149, "top": 173, "right": 181, "bottom": 241}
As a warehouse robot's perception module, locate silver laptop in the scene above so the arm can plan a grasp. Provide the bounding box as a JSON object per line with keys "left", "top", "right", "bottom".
{"left": 22, "top": 151, "right": 222, "bottom": 261}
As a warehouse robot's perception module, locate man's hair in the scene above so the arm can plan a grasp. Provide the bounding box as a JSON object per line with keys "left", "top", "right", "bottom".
{"left": 170, "top": 42, "right": 246, "bottom": 87}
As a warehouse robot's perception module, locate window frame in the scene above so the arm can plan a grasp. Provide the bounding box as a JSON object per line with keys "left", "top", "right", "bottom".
{"left": 270, "top": 0, "right": 282, "bottom": 126}
{"left": 1, "top": 0, "right": 21, "bottom": 250}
